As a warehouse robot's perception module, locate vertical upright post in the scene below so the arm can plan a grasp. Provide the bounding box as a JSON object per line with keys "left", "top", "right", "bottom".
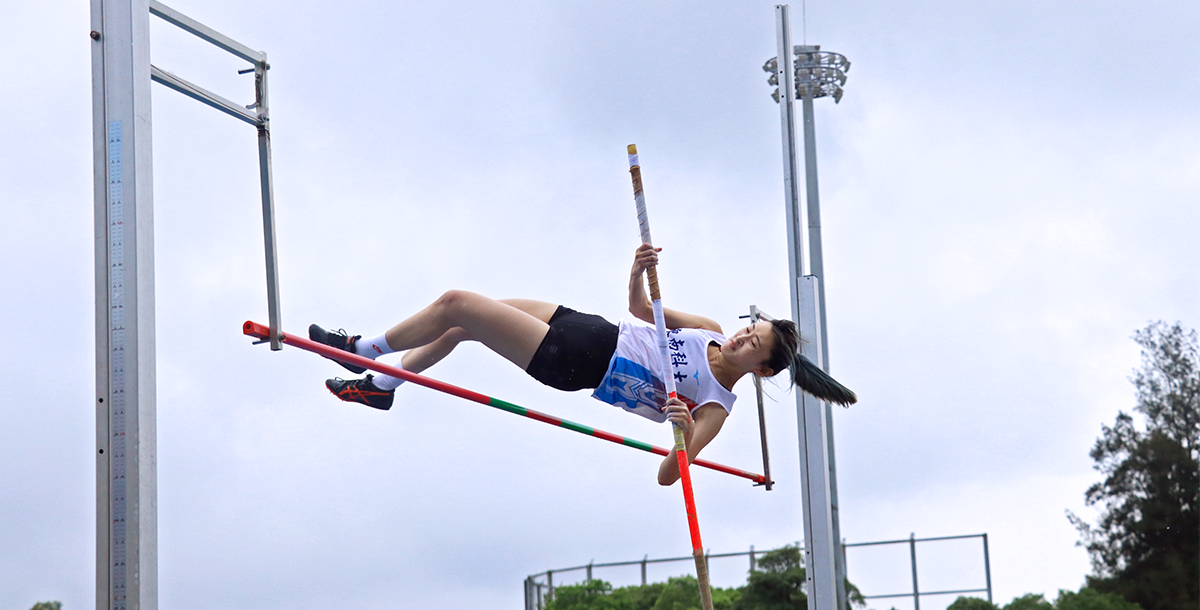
{"left": 641, "top": 556, "right": 648, "bottom": 585}
{"left": 90, "top": 0, "right": 157, "bottom": 608}
{"left": 797, "top": 276, "right": 838, "bottom": 610}
{"left": 798, "top": 79, "right": 830, "bottom": 373}
{"left": 749, "top": 306, "right": 773, "bottom": 491}
{"left": 983, "top": 534, "right": 993, "bottom": 604}
{"left": 775, "top": 6, "right": 838, "bottom": 610}
{"left": 253, "top": 56, "right": 283, "bottom": 351}
{"left": 840, "top": 538, "right": 848, "bottom": 588}
{"left": 798, "top": 46, "right": 848, "bottom": 610}
{"left": 909, "top": 533, "right": 921, "bottom": 610}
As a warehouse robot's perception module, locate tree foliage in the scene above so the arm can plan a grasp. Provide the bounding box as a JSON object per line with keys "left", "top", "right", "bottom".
{"left": 543, "top": 545, "right": 868, "bottom": 610}
{"left": 1068, "top": 321, "right": 1199, "bottom": 610}
{"left": 29, "top": 604, "right": 62, "bottom": 610}
{"left": 734, "top": 545, "right": 807, "bottom": 610}
{"left": 541, "top": 560, "right": 1150, "bottom": 610}
{"left": 543, "top": 576, "right": 740, "bottom": 610}
{"left": 948, "top": 588, "right": 1141, "bottom": 610}
{"left": 947, "top": 597, "right": 1000, "bottom": 610}
{"left": 1053, "top": 587, "right": 1142, "bottom": 610}
{"left": 1003, "top": 593, "right": 1054, "bottom": 610}
{"left": 544, "top": 580, "right": 625, "bottom": 610}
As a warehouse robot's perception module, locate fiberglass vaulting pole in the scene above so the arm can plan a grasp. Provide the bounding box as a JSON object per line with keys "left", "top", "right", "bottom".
{"left": 627, "top": 144, "right": 715, "bottom": 610}
{"left": 774, "top": 6, "right": 839, "bottom": 610}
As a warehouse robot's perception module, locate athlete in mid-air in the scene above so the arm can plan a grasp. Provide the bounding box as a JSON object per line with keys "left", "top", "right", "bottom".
{"left": 309, "top": 243, "right": 855, "bottom": 485}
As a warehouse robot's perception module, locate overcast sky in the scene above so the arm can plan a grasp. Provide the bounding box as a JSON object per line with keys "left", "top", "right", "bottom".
{"left": 2, "top": 1, "right": 1197, "bottom": 609}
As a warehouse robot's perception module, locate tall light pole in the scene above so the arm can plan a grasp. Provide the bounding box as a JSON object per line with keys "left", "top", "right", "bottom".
{"left": 764, "top": 5, "right": 851, "bottom": 610}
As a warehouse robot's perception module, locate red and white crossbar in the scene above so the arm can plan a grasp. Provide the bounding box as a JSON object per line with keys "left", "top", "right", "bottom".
{"left": 243, "top": 321, "right": 767, "bottom": 485}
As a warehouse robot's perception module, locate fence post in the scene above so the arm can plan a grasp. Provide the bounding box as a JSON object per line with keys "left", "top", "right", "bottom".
{"left": 750, "top": 545, "right": 757, "bottom": 572}
{"left": 587, "top": 561, "right": 593, "bottom": 582}
{"left": 642, "top": 555, "right": 648, "bottom": 585}
{"left": 983, "top": 533, "right": 993, "bottom": 604}
{"left": 841, "top": 537, "right": 848, "bottom": 602}
{"left": 909, "top": 533, "right": 920, "bottom": 610}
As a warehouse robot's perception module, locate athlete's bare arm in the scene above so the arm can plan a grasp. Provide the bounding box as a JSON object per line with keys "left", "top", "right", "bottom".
{"left": 628, "top": 244, "right": 722, "bottom": 333}
{"left": 656, "top": 399, "right": 727, "bottom": 486}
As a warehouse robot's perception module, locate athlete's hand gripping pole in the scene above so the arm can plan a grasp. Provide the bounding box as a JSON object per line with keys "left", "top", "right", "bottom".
{"left": 628, "top": 144, "right": 714, "bottom": 610}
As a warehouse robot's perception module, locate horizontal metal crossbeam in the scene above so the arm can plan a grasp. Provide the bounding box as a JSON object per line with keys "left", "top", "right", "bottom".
{"left": 863, "top": 588, "right": 990, "bottom": 600}
{"left": 149, "top": 0, "right": 263, "bottom": 63}
{"left": 150, "top": 66, "right": 259, "bottom": 125}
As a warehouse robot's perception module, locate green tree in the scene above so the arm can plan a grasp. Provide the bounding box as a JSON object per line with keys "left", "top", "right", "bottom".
{"left": 733, "top": 545, "right": 806, "bottom": 610}
{"left": 1067, "top": 322, "right": 1199, "bottom": 610}
{"left": 541, "top": 546, "right": 862, "bottom": 610}
{"left": 649, "top": 575, "right": 702, "bottom": 610}
{"left": 947, "top": 596, "right": 999, "bottom": 610}
{"left": 29, "top": 604, "right": 62, "bottom": 610}
{"left": 947, "top": 588, "right": 1144, "bottom": 610}
{"left": 1053, "top": 587, "right": 1142, "bottom": 610}
{"left": 1003, "top": 593, "right": 1054, "bottom": 610}
{"left": 544, "top": 576, "right": 740, "bottom": 610}
{"left": 842, "top": 578, "right": 866, "bottom": 609}
{"left": 543, "top": 580, "right": 626, "bottom": 610}
{"left": 639, "top": 575, "right": 742, "bottom": 610}
{"left": 610, "top": 582, "right": 667, "bottom": 610}
{"left": 711, "top": 584, "right": 742, "bottom": 610}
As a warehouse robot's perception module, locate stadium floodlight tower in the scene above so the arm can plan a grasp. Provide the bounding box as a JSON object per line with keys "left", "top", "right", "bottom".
{"left": 763, "top": 5, "right": 851, "bottom": 610}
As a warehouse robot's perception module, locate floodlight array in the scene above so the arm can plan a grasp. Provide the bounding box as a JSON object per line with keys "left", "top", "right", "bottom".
{"left": 763, "top": 45, "right": 851, "bottom": 103}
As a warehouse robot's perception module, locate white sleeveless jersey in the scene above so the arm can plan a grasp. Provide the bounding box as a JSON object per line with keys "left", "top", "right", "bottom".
{"left": 591, "top": 321, "right": 736, "bottom": 422}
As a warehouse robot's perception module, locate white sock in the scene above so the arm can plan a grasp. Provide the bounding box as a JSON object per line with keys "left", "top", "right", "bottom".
{"left": 355, "top": 333, "right": 394, "bottom": 359}
{"left": 370, "top": 368, "right": 406, "bottom": 391}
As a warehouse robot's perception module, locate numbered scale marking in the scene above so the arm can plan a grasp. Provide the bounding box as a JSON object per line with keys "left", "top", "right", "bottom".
{"left": 107, "top": 120, "right": 129, "bottom": 610}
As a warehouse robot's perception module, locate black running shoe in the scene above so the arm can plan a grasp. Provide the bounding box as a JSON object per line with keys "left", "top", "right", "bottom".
{"left": 309, "top": 324, "right": 367, "bottom": 374}
{"left": 326, "top": 375, "right": 394, "bottom": 410}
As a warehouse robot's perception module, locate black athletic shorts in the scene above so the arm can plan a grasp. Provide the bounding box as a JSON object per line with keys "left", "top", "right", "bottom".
{"left": 525, "top": 306, "right": 619, "bottom": 392}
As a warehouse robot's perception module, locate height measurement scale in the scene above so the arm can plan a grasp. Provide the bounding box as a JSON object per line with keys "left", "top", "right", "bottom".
{"left": 105, "top": 120, "right": 130, "bottom": 609}
{"left": 92, "top": 1, "right": 158, "bottom": 607}
{"left": 95, "top": 1, "right": 278, "bottom": 606}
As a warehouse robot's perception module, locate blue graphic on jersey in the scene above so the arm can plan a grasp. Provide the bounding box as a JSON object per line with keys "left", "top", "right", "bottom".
{"left": 593, "top": 356, "right": 666, "bottom": 416}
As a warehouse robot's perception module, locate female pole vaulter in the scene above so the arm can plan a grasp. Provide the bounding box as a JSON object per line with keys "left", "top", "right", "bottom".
{"left": 309, "top": 243, "right": 856, "bottom": 486}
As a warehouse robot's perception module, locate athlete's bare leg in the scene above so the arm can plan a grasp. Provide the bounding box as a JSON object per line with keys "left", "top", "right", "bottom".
{"left": 498, "top": 299, "right": 559, "bottom": 324}
{"left": 383, "top": 291, "right": 558, "bottom": 371}
{"left": 397, "top": 298, "right": 560, "bottom": 373}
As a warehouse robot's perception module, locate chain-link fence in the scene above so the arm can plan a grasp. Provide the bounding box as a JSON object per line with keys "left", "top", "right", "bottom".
{"left": 524, "top": 534, "right": 992, "bottom": 610}
{"left": 524, "top": 545, "right": 772, "bottom": 610}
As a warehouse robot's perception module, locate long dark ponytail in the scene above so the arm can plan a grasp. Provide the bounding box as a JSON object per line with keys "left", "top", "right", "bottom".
{"left": 791, "top": 352, "right": 857, "bottom": 406}
{"left": 764, "top": 319, "right": 857, "bottom": 406}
